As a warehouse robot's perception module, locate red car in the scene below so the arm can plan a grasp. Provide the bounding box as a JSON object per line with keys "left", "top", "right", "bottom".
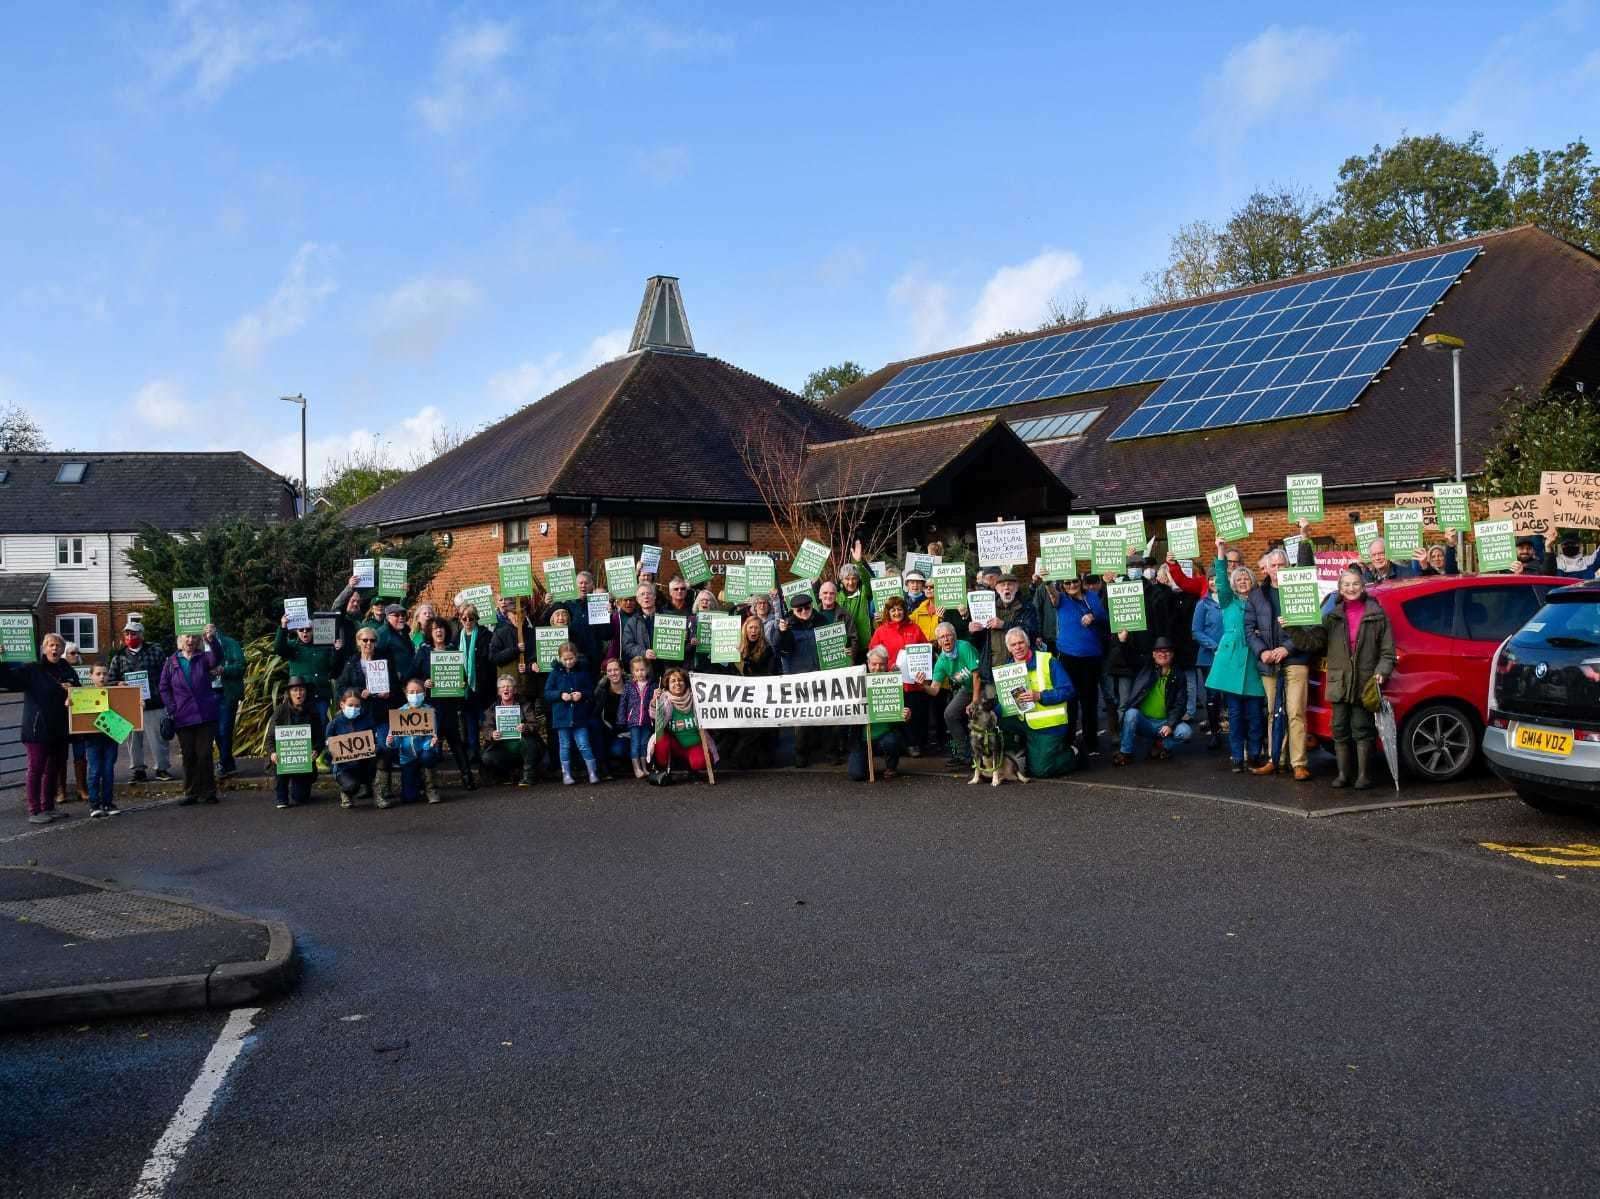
{"left": 1305, "top": 573, "right": 1570, "bottom": 782}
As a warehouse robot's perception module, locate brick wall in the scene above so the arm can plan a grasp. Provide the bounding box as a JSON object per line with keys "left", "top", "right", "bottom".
{"left": 39, "top": 600, "right": 155, "bottom": 662}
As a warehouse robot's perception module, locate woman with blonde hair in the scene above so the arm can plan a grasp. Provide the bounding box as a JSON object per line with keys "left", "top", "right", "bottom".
{"left": 1205, "top": 539, "right": 1267, "bottom": 773}
{"left": 0, "top": 632, "right": 79, "bottom": 824}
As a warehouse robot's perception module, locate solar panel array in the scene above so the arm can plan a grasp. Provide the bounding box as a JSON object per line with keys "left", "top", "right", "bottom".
{"left": 849, "top": 247, "right": 1480, "bottom": 440}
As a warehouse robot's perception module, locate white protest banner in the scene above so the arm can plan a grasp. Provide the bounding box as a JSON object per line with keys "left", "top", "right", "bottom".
{"left": 899, "top": 643, "right": 933, "bottom": 686}
{"left": 967, "top": 590, "right": 997, "bottom": 625}
{"left": 352, "top": 558, "right": 376, "bottom": 589}
{"left": 283, "top": 597, "right": 310, "bottom": 630}
{"left": 690, "top": 666, "right": 869, "bottom": 729}
{"left": 975, "top": 520, "right": 1028, "bottom": 566}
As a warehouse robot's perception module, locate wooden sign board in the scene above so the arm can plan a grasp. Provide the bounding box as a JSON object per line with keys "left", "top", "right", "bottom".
{"left": 1487, "top": 494, "right": 1554, "bottom": 539}
{"left": 1540, "top": 470, "right": 1600, "bottom": 531}
{"left": 1392, "top": 490, "right": 1439, "bottom": 529}
{"left": 388, "top": 706, "right": 437, "bottom": 737}
{"left": 67, "top": 684, "right": 145, "bottom": 736}
{"left": 328, "top": 730, "right": 377, "bottom": 764}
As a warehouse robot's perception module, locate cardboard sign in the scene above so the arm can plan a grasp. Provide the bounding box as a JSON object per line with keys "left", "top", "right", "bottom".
{"left": 587, "top": 592, "right": 612, "bottom": 625}
{"left": 1206, "top": 485, "right": 1249, "bottom": 542}
{"left": 172, "top": 587, "right": 210, "bottom": 635}
{"left": 429, "top": 650, "right": 465, "bottom": 698}
{"left": 494, "top": 704, "right": 523, "bottom": 742}
{"left": 967, "top": 590, "right": 997, "bottom": 625}
{"left": 283, "top": 597, "right": 310, "bottom": 630}
{"left": 93, "top": 708, "right": 135, "bottom": 745}
{"left": 812, "top": 620, "right": 851, "bottom": 670}
{"left": 899, "top": 642, "right": 933, "bottom": 686}
{"left": 1067, "top": 515, "right": 1099, "bottom": 562}
{"left": 638, "top": 544, "right": 663, "bottom": 577}
{"left": 675, "top": 543, "right": 712, "bottom": 587}
{"left": 534, "top": 626, "right": 568, "bottom": 672}
{"left": 1383, "top": 508, "right": 1425, "bottom": 556}
{"left": 870, "top": 574, "right": 904, "bottom": 603}
{"left": 70, "top": 684, "right": 144, "bottom": 735}
{"left": 69, "top": 687, "right": 109, "bottom": 715}
{"left": 312, "top": 615, "right": 338, "bottom": 646}
{"left": 1106, "top": 580, "right": 1147, "bottom": 632}
{"left": 975, "top": 520, "right": 1028, "bottom": 567}
{"left": 378, "top": 557, "right": 409, "bottom": 597}
{"left": 1541, "top": 470, "right": 1600, "bottom": 530}
{"left": 543, "top": 556, "right": 579, "bottom": 602}
{"left": 744, "top": 554, "right": 777, "bottom": 595}
{"left": 723, "top": 564, "right": 750, "bottom": 605}
{"left": 274, "top": 724, "right": 315, "bottom": 774}
{"left": 865, "top": 672, "right": 906, "bottom": 723}
{"left": 0, "top": 612, "right": 34, "bottom": 663}
{"left": 498, "top": 552, "right": 533, "bottom": 597}
{"left": 1353, "top": 521, "right": 1381, "bottom": 560}
{"left": 1393, "top": 490, "right": 1440, "bottom": 530}
{"left": 788, "top": 538, "right": 830, "bottom": 580}
{"left": 1286, "top": 473, "right": 1324, "bottom": 523}
{"left": 992, "top": 662, "right": 1029, "bottom": 717}
{"left": 931, "top": 563, "right": 966, "bottom": 610}
{"left": 360, "top": 658, "right": 392, "bottom": 697}
{"left": 653, "top": 613, "right": 689, "bottom": 661}
{"left": 604, "top": 556, "right": 638, "bottom": 597}
{"left": 1090, "top": 527, "right": 1127, "bottom": 575}
{"left": 328, "top": 729, "right": 377, "bottom": 764}
{"left": 1040, "top": 531, "right": 1075, "bottom": 580}
{"left": 1278, "top": 567, "right": 1322, "bottom": 626}
{"left": 1474, "top": 519, "right": 1517, "bottom": 573}
{"left": 1165, "top": 516, "right": 1200, "bottom": 561}
{"left": 352, "top": 558, "right": 376, "bottom": 589}
{"left": 1432, "top": 482, "right": 1471, "bottom": 532}
{"left": 389, "top": 706, "right": 437, "bottom": 737}
{"left": 1487, "top": 494, "right": 1554, "bottom": 539}
{"left": 1114, "top": 509, "right": 1147, "bottom": 549}
{"left": 709, "top": 615, "right": 741, "bottom": 664}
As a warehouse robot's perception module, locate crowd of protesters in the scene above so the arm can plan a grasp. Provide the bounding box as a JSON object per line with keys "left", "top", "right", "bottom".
{"left": 3, "top": 520, "right": 1595, "bottom": 824}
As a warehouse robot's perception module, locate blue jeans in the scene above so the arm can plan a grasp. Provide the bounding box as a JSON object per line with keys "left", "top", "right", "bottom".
{"left": 848, "top": 728, "right": 903, "bottom": 781}
{"left": 557, "top": 726, "right": 596, "bottom": 772}
{"left": 1226, "top": 694, "right": 1265, "bottom": 764}
{"left": 628, "top": 726, "right": 651, "bottom": 760}
{"left": 1120, "top": 710, "right": 1193, "bottom": 755}
{"left": 85, "top": 739, "right": 118, "bottom": 808}
{"left": 216, "top": 695, "right": 240, "bottom": 771}
{"left": 462, "top": 702, "right": 483, "bottom": 762}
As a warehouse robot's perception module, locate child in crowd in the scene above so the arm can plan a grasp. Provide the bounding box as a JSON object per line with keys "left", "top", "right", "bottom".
{"left": 82, "top": 663, "right": 120, "bottom": 817}
{"left": 619, "top": 655, "right": 658, "bottom": 778}
{"left": 545, "top": 642, "right": 600, "bottom": 785}
{"left": 390, "top": 677, "right": 444, "bottom": 804}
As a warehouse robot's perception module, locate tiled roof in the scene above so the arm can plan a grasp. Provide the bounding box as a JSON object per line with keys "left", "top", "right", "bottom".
{"left": 0, "top": 574, "right": 50, "bottom": 610}
{"left": 342, "top": 350, "right": 863, "bottom": 527}
{"left": 824, "top": 226, "right": 1600, "bottom": 511}
{"left": 0, "top": 452, "right": 296, "bottom": 533}
{"left": 800, "top": 417, "right": 1005, "bottom": 500}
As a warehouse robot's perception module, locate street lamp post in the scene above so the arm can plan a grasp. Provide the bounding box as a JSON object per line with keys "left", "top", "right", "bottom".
{"left": 1421, "top": 334, "right": 1466, "bottom": 482}
{"left": 280, "top": 394, "right": 307, "bottom": 517}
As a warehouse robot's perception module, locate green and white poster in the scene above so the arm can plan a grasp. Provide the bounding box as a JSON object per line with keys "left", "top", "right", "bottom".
{"left": 494, "top": 704, "right": 523, "bottom": 742}
{"left": 352, "top": 558, "right": 376, "bottom": 589}
{"left": 377, "top": 557, "right": 409, "bottom": 597}
{"left": 931, "top": 563, "right": 966, "bottom": 610}
{"left": 1278, "top": 567, "right": 1322, "bottom": 626}
{"left": 497, "top": 551, "right": 533, "bottom": 597}
{"left": 1106, "top": 580, "right": 1147, "bottom": 632}
{"left": 1115, "top": 509, "right": 1147, "bottom": 550}
{"left": 1474, "top": 519, "right": 1516, "bottom": 572}
{"left": 991, "top": 662, "right": 1029, "bottom": 718}
{"left": 723, "top": 564, "right": 750, "bottom": 605}
{"left": 1206, "top": 484, "right": 1249, "bottom": 542}
{"left": 870, "top": 573, "right": 904, "bottom": 603}
{"left": 745, "top": 554, "right": 777, "bottom": 595}
{"left": 1165, "top": 516, "right": 1200, "bottom": 561}
{"left": 675, "top": 543, "right": 712, "bottom": 587}
{"left": 429, "top": 650, "right": 466, "bottom": 698}
{"left": 1067, "top": 515, "right": 1099, "bottom": 563}
{"left": 813, "top": 621, "right": 851, "bottom": 670}
{"left": 1286, "top": 473, "right": 1325, "bottom": 523}
{"left": 1383, "top": 508, "right": 1425, "bottom": 556}
{"left": 709, "top": 615, "right": 741, "bottom": 664}
{"left": 456, "top": 584, "right": 497, "bottom": 626}
{"left": 0, "top": 612, "right": 35, "bottom": 662}
{"left": 865, "top": 672, "right": 906, "bottom": 723}
{"left": 780, "top": 578, "right": 812, "bottom": 603}
{"left": 534, "top": 626, "right": 568, "bottom": 672}
{"left": 1040, "top": 531, "right": 1075, "bottom": 580}
{"left": 1353, "top": 521, "right": 1381, "bottom": 560}
{"left": 1090, "top": 527, "right": 1127, "bottom": 575}
{"left": 173, "top": 588, "right": 211, "bottom": 635}
{"left": 1433, "top": 481, "right": 1471, "bottom": 532}
{"left": 93, "top": 708, "right": 135, "bottom": 745}
{"left": 653, "top": 613, "right": 688, "bottom": 660}
{"left": 604, "top": 556, "right": 637, "bottom": 597}
{"left": 790, "top": 538, "right": 830, "bottom": 580}
{"left": 273, "top": 724, "right": 314, "bottom": 775}
{"left": 543, "top": 556, "right": 579, "bottom": 602}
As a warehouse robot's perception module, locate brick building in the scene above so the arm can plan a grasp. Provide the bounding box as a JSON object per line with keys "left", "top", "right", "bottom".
{"left": 822, "top": 225, "right": 1600, "bottom": 563}
{"left": 342, "top": 277, "right": 1071, "bottom": 604}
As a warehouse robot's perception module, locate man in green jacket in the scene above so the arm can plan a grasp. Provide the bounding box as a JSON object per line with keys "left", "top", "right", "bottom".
{"left": 211, "top": 623, "right": 247, "bottom": 778}
{"left": 836, "top": 564, "right": 875, "bottom": 662}
{"left": 274, "top": 615, "right": 340, "bottom": 727}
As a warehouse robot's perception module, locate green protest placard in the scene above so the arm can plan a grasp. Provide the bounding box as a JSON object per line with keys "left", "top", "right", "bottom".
{"left": 865, "top": 672, "right": 906, "bottom": 723}
{"left": 497, "top": 552, "right": 533, "bottom": 597}
{"left": 723, "top": 564, "right": 750, "bottom": 604}
{"left": 675, "top": 543, "right": 712, "bottom": 587}
{"left": 1383, "top": 508, "right": 1424, "bottom": 556}
{"left": 455, "top": 584, "right": 497, "bottom": 626}
{"left": 991, "top": 662, "right": 1029, "bottom": 718}
{"left": 1040, "top": 531, "right": 1075, "bottom": 580}
{"left": 1090, "top": 527, "right": 1127, "bottom": 575}
{"left": 1206, "top": 484, "right": 1249, "bottom": 542}
{"left": 745, "top": 554, "right": 776, "bottom": 595}
{"left": 587, "top": 592, "right": 612, "bottom": 625}
{"left": 931, "top": 563, "right": 966, "bottom": 610}
{"left": 813, "top": 621, "right": 851, "bottom": 670}
{"left": 790, "top": 538, "right": 831, "bottom": 580}
{"left": 93, "top": 708, "right": 135, "bottom": 745}
{"left": 780, "top": 578, "right": 812, "bottom": 603}
{"left": 1067, "top": 515, "right": 1099, "bottom": 562}
{"left": 273, "top": 724, "right": 314, "bottom": 775}
{"left": 1106, "top": 580, "right": 1147, "bottom": 632}
{"left": 1433, "top": 481, "right": 1471, "bottom": 532}
{"left": 870, "top": 573, "right": 904, "bottom": 603}
{"left": 70, "top": 687, "right": 109, "bottom": 716}
{"left": 604, "top": 556, "right": 637, "bottom": 597}
{"left": 534, "top": 626, "right": 568, "bottom": 672}
{"left": 172, "top": 588, "right": 211, "bottom": 635}
{"left": 542, "top": 556, "right": 579, "bottom": 602}
{"left": 1286, "top": 473, "right": 1325, "bottom": 523}
{"left": 1353, "top": 521, "right": 1381, "bottom": 560}
{"left": 1115, "top": 509, "right": 1147, "bottom": 550}
{"left": 429, "top": 650, "right": 465, "bottom": 698}
{"left": 653, "top": 613, "right": 689, "bottom": 660}
{"left": 1474, "top": 519, "right": 1516, "bottom": 572}
{"left": 0, "top": 612, "right": 34, "bottom": 663}
{"left": 377, "top": 557, "right": 409, "bottom": 597}
{"left": 1165, "top": 516, "right": 1201, "bottom": 561}
{"left": 1277, "top": 567, "right": 1322, "bottom": 626}
{"left": 709, "top": 615, "right": 741, "bottom": 664}
{"left": 494, "top": 704, "right": 523, "bottom": 742}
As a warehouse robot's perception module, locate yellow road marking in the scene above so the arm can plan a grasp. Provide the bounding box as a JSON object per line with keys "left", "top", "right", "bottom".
{"left": 1479, "top": 841, "right": 1600, "bottom": 868}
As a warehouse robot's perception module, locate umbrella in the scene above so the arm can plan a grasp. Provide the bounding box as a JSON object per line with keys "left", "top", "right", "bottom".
{"left": 1269, "top": 662, "right": 1288, "bottom": 769}
{"left": 1375, "top": 695, "right": 1401, "bottom": 791}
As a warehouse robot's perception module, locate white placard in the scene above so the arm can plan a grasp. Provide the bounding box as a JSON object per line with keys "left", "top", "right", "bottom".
{"left": 975, "top": 520, "right": 1028, "bottom": 567}
{"left": 587, "top": 592, "right": 612, "bottom": 625}
{"left": 283, "top": 597, "right": 310, "bottom": 630}
{"left": 361, "top": 659, "right": 391, "bottom": 696}
{"left": 967, "top": 590, "right": 997, "bottom": 625}
{"left": 899, "top": 643, "right": 933, "bottom": 686}
{"left": 352, "top": 558, "right": 376, "bottom": 589}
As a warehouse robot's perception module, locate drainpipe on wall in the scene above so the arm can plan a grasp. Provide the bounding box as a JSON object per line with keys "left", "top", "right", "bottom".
{"left": 582, "top": 501, "right": 600, "bottom": 575}
{"left": 106, "top": 533, "right": 114, "bottom": 661}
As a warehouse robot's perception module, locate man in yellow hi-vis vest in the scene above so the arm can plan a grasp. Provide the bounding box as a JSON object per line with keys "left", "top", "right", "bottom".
{"left": 993, "top": 628, "right": 1077, "bottom": 778}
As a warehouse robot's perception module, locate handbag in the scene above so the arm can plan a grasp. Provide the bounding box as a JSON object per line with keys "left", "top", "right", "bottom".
{"left": 160, "top": 715, "right": 176, "bottom": 740}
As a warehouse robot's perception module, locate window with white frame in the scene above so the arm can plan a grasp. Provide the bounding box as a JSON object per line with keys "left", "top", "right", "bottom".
{"left": 56, "top": 536, "right": 86, "bottom": 567}
{"left": 504, "top": 518, "right": 530, "bottom": 550}
{"left": 706, "top": 519, "right": 750, "bottom": 544}
{"left": 56, "top": 613, "right": 97, "bottom": 653}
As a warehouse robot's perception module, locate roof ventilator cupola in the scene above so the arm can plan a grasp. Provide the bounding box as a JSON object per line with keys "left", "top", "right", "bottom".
{"left": 628, "top": 276, "right": 699, "bottom": 355}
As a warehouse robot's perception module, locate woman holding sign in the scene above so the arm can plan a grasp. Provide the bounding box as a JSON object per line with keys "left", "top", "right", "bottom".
{"left": 867, "top": 595, "right": 931, "bottom": 757}
{"left": 159, "top": 630, "right": 225, "bottom": 805}
{"left": 412, "top": 618, "right": 476, "bottom": 791}
{"left": 1205, "top": 542, "right": 1267, "bottom": 774}
{"left": 0, "top": 632, "right": 79, "bottom": 824}
{"left": 714, "top": 616, "right": 781, "bottom": 771}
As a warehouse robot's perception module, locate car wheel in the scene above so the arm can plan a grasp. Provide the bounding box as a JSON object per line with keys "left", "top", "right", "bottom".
{"left": 1399, "top": 702, "right": 1478, "bottom": 783}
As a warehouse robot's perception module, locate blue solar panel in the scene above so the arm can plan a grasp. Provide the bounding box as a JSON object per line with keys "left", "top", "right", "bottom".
{"left": 849, "top": 246, "right": 1481, "bottom": 438}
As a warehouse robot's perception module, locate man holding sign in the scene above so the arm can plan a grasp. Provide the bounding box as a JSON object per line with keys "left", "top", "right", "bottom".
{"left": 1244, "top": 541, "right": 1317, "bottom": 781}
{"left": 992, "top": 626, "right": 1076, "bottom": 779}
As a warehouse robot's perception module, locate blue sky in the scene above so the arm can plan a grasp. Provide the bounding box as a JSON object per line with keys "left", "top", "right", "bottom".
{"left": 1, "top": 1, "right": 1594, "bottom": 483}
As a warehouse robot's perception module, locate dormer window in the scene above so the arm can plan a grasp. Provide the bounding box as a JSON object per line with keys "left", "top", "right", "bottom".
{"left": 55, "top": 462, "right": 87, "bottom": 483}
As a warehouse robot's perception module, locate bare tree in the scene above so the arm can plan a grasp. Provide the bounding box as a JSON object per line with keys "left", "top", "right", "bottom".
{"left": 0, "top": 403, "right": 47, "bottom": 452}
{"left": 405, "top": 423, "right": 470, "bottom": 470}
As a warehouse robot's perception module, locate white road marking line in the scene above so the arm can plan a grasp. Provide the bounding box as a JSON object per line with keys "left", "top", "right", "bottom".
{"left": 129, "top": 1007, "right": 261, "bottom": 1199}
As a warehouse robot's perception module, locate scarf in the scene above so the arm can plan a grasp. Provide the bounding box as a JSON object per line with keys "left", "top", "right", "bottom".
{"left": 646, "top": 688, "right": 718, "bottom": 765}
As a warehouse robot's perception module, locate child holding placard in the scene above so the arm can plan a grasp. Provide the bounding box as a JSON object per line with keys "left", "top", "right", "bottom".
{"left": 391, "top": 678, "right": 445, "bottom": 803}
{"left": 82, "top": 663, "right": 120, "bottom": 817}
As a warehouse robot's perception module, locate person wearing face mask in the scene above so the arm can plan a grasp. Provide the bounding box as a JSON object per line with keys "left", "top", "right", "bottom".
{"left": 325, "top": 687, "right": 380, "bottom": 807}
{"left": 108, "top": 613, "right": 172, "bottom": 783}
{"left": 391, "top": 678, "right": 445, "bottom": 803}
{"left": 1205, "top": 539, "right": 1268, "bottom": 773}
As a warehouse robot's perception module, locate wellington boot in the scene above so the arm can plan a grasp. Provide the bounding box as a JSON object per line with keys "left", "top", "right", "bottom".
{"left": 586, "top": 758, "right": 601, "bottom": 785}
{"left": 379, "top": 768, "right": 395, "bottom": 801}
{"left": 1353, "top": 741, "right": 1375, "bottom": 790}
{"left": 74, "top": 758, "right": 90, "bottom": 801}
{"left": 1330, "top": 742, "right": 1354, "bottom": 789}
{"left": 424, "top": 767, "right": 443, "bottom": 803}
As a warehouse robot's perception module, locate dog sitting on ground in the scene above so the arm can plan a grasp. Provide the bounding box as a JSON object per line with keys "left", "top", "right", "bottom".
{"left": 967, "top": 694, "right": 1029, "bottom": 787}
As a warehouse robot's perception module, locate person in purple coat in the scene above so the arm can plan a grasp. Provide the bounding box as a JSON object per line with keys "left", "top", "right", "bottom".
{"left": 157, "top": 625, "right": 224, "bottom": 805}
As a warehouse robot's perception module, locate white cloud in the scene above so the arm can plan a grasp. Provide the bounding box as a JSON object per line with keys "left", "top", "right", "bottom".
{"left": 133, "top": 379, "right": 192, "bottom": 429}
{"left": 371, "top": 276, "right": 481, "bottom": 362}
{"left": 416, "top": 20, "right": 518, "bottom": 134}
{"left": 888, "top": 268, "right": 955, "bottom": 353}
{"left": 487, "top": 328, "right": 631, "bottom": 411}
{"left": 1443, "top": 2, "right": 1594, "bottom": 137}
{"left": 1203, "top": 26, "right": 1352, "bottom": 140}
{"left": 224, "top": 242, "right": 337, "bottom": 367}
{"left": 635, "top": 144, "right": 691, "bottom": 184}
{"left": 143, "top": 0, "right": 336, "bottom": 103}
{"left": 964, "top": 249, "right": 1084, "bottom": 343}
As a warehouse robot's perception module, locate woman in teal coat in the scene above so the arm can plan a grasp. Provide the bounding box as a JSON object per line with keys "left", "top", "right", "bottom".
{"left": 1203, "top": 539, "right": 1266, "bottom": 773}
